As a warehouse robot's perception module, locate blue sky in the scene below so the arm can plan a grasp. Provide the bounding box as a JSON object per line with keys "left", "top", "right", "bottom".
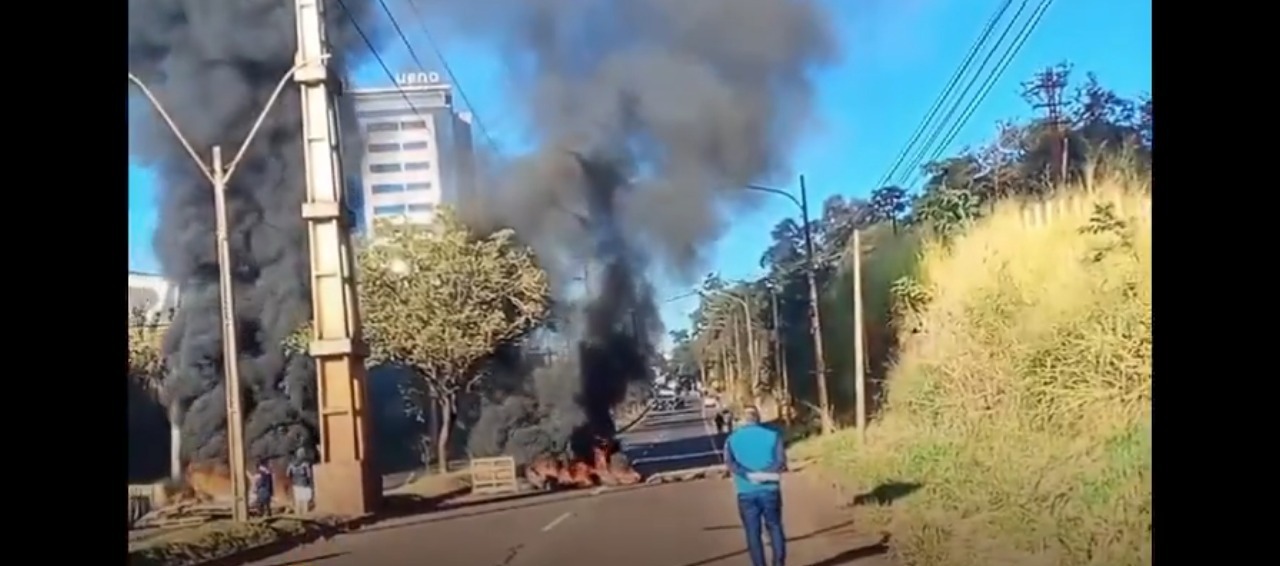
{"left": 128, "top": 0, "right": 1151, "bottom": 341}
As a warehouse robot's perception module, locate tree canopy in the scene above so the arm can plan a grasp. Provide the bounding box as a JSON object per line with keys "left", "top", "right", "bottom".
{"left": 356, "top": 209, "right": 552, "bottom": 470}
{"left": 672, "top": 64, "right": 1152, "bottom": 428}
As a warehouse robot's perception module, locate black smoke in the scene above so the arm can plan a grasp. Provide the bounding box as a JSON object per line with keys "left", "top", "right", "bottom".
{"left": 451, "top": 0, "right": 837, "bottom": 462}
{"left": 127, "top": 0, "right": 383, "bottom": 465}
{"left": 127, "top": 0, "right": 837, "bottom": 469}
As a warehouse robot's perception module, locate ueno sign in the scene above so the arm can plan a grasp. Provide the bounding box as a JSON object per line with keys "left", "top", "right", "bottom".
{"left": 396, "top": 72, "right": 442, "bottom": 86}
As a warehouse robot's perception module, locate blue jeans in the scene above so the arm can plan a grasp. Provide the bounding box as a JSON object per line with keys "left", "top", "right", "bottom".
{"left": 737, "top": 490, "right": 786, "bottom": 566}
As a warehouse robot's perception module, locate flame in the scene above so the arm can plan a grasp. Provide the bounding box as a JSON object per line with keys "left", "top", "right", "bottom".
{"left": 525, "top": 437, "right": 641, "bottom": 490}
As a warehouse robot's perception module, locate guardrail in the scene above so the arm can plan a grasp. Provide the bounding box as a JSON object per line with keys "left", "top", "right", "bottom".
{"left": 468, "top": 456, "right": 519, "bottom": 496}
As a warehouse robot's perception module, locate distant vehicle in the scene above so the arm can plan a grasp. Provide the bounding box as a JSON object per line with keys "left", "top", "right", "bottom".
{"left": 656, "top": 387, "right": 677, "bottom": 398}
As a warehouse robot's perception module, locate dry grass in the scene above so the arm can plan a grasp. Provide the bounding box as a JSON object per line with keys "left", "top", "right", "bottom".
{"left": 127, "top": 516, "right": 344, "bottom": 566}
{"left": 796, "top": 169, "right": 1151, "bottom": 566}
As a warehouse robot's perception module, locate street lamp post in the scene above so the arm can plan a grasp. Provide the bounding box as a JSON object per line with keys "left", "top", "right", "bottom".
{"left": 699, "top": 289, "right": 758, "bottom": 407}
{"left": 745, "top": 175, "right": 833, "bottom": 434}
{"left": 128, "top": 63, "right": 316, "bottom": 521}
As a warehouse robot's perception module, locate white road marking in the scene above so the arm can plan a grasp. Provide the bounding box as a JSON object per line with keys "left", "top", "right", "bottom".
{"left": 541, "top": 511, "right": 574, "bottom": 532}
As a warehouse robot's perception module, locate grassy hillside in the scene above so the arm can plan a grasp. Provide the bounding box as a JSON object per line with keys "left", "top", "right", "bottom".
{"left": 796, "top": 171, "right": 1152, "bottom": 566}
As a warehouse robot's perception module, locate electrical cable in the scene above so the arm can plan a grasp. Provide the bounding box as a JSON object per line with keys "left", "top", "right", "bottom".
{"left": 874, "top": 0, "right": 1016, "bottom": 189}
{"left": 401, "top": 0, "right": 502, "bottom": 156}
{"left": 894, "top": 0, "right": 1032, "bottom": 188}
{"left": 920, "top": 0, "right": 1056, "bottom": 177}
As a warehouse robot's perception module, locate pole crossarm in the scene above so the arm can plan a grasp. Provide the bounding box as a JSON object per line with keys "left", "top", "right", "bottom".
{"left": 128, "top": 58, "right": 329, "bottom": 185}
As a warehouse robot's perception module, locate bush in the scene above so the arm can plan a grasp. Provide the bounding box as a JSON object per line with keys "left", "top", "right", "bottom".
{"left": 796, "top": 170, "right": 1152, "bottom": 566}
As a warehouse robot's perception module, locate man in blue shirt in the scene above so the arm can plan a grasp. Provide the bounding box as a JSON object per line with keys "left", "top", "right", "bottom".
{"left": 723, "top": 406, "right": 788, "bottom": 566}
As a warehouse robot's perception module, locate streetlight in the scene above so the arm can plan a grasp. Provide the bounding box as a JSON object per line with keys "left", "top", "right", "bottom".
{"left": 744, "top": 176, "right": 833, "bottom": 434}
{"left": 698, "top": 289, "right": 758, "bottom": 408}
{"left": 128, "top": 60, "right": 321, "bottom": 522}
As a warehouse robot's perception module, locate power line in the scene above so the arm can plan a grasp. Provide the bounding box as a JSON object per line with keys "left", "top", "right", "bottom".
{"left": 920, "top": 0, "right": 1056, "bottom": 180}
{"left": 401, "top": 0, "right": 502, "bottom": 156}
{"left": 333, "top": 0, "right": 432, "bottom": 125}
{"left": 874, "top": 0, "right": 1015, "bottom": 189}
{"left": 894, "top": 0, "right": 1032, "bottom": 188}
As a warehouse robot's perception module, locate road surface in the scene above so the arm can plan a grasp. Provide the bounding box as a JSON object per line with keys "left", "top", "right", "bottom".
{"left": 247, "top": 400, "right": 891, "bottom": 566}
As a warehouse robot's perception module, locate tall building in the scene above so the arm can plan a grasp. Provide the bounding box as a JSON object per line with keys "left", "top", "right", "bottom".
{"left": 346, "top": 71, "right": 476, "bottom": 238}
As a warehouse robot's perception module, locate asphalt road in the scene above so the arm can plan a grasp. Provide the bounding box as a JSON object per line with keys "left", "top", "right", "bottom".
{"left": 247, "top": 400, "right": 891, "bottom": 566}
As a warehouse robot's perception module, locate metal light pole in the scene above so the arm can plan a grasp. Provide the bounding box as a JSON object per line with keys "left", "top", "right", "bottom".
{"left": 700, "top": 290, "right": 758, "bottom": 407}
{"left": 745, "top": 176, "right": 833, "bottom": 434}
{"left": 129, "top": 65, "right": 314, "bottom": 521}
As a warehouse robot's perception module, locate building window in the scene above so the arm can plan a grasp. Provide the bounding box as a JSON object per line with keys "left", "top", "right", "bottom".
{"left": 404, "top": 161, "right": 431, "bottom": 171}
{"left": 373, "top": 204, "right": 406, "bottom": 216}
{"left": 407, "top": 203, "right": 435, "bottom": 213}
{"left": 402, "top": 141, "right": 429, "bottom": 151}
{"left": 406, "top": 182, "right": 433, "bottom": 191}
{"left": 402, "top": 120, "right": 428, "bottom": 130}
{"left": 369, "top": 142, "right": 399, "bottom": 153}
{"left": 371, "top": 183, "right": 405, "bottom": 194}
{"left": 369, "top": 163, "right": 401, "bottom": 173}
{"left": 357, "top": 109, "right": 424, "bottom": 119}
{"left": 366, "top": 122, "right": 399, "bottom": 133}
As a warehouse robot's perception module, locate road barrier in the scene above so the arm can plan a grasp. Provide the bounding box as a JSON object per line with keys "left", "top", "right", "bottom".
{"left": 468, "top": 456, "right": 519, "bottom": 496}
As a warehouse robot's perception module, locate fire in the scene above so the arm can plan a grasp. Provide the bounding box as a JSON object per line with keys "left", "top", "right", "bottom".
{"left": 525, "top": 436, "right": 642, "bottom": 490}
{"left": 176, "top": 462, "right": 294, "bottom": 507}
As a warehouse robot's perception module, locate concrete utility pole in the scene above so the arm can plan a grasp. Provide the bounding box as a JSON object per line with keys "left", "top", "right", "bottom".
{"left": 850, "top": 229, "right": 868, "bottom": 442}
{"left": 768, "top": 285, "right": 791, "bottom": 425}
{"left": 293, "top": 0, "right": 379, "bottom": 516}
{"left": 128, "top": 68, "right": 303, "bottom": 522}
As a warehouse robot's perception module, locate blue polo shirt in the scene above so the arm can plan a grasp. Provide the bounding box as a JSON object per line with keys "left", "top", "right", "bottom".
{"left": 724, "top": 423, "right": 787, "bottom": 494}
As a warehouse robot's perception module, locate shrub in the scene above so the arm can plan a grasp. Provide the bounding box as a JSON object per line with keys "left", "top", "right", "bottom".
{"left": 797, "top": 169, "right": 1151, "bottom": 566}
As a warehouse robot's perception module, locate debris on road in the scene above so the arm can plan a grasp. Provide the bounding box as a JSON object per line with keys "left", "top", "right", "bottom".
{"left": 643, "top": 464, "right": 729, "bottom": 485}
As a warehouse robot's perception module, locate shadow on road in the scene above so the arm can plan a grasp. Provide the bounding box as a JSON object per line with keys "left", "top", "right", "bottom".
{"left": 676, "top": 520, "right": 868, "bottom": 566}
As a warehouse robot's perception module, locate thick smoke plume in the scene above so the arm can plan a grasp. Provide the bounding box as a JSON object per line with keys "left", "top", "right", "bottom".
{"left": 127, "top": 0, "right": 382, "bottom": 465}
{"left": 454, "top": 0, "right": 837, "bottom": 463}
{"left": 127, "top": 0, "right": 835, "bottom": 468}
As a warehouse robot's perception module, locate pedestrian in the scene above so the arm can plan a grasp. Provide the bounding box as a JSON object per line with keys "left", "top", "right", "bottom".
{"left": 713, "top": 411, "right": 726, "bottom": 435}
{"left": 723, "top": 406, "right": 788, "bottom": 566}
{"left": 286, "top": 447, "right": 315, "bottom": 514}
{"left": 251, "top": 460, "right": 275, "bottom": 517}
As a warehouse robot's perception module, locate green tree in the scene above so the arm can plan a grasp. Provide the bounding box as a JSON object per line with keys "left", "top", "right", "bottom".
{"left": 868, "top": 186, "right": 909, "bottom": 234}
{"left": 128, "top": 308, "right": 180, "bottom": 480}
{"left": 357, "top": 209, "right": 551, "bottom": 472}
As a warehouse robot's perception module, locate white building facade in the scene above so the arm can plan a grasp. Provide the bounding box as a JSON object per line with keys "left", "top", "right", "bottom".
{"left": 346, "top": 72, "right": 476, "bottom": 238}
{"left": 128, "top": 271, "right": 180, "bottom": 321}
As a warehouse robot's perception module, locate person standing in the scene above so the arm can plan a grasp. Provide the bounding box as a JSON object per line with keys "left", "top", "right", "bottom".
{"left": 723, "top": 406, "right": 788, "bottom": 566}
{"left": 251, "top": 460, "right": 275, "bottom": 517}
{"left": 286, "top": 447, "right": 315, "bottom": 514}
